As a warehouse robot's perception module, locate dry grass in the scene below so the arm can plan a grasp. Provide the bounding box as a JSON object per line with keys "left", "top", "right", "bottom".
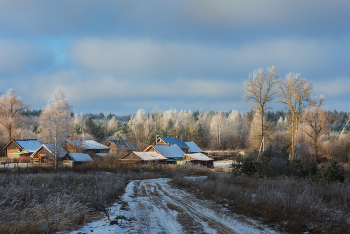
{"left": 0, "top": 172, "right": 128, "bottom": 233}
{"left": 171, "top": 174, "right": 350, "bottom": 233}
{"left": 0, "top": 163, "right": 212, "bottom": 233}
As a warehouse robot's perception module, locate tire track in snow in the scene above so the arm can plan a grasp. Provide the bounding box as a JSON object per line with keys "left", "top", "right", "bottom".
{"left": 68, "top": 178, "right": 278, "bottom": 234}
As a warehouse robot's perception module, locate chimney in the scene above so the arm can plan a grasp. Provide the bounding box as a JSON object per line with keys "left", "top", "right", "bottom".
{"left": 70, "top": 137, "right": 72, "bottom": 140}
{"left": 118, "top": 139, "right": 120, "bottom": 141}
{"left": 167, "top": 143, "right": 170, "bottom": 146}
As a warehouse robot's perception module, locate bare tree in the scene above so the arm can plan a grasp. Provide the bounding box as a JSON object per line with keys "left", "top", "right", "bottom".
{"left": 277, "top": 72, "right": 313, "bottom": 159}
{"left": 302, "top": 95, "right": 328, "bottom": 162}
{"left": 0, "top": 89, "right": 30, "bottom": 141}
{"left": 243, "top": 67, "right": 280, "bottom": 152}
{"left": 38, "top": 90, "right": 73, "bottom": 170}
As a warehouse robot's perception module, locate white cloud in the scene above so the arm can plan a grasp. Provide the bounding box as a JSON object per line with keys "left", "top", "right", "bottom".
{"left": 315, "top": 77, "right": 350, "bottom": 98}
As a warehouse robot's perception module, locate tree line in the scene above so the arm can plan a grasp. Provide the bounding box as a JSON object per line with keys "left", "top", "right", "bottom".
{"left": 0, "top": 67, "right": 349, "bottom": 164}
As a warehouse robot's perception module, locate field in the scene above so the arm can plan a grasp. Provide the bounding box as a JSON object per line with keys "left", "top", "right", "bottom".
{"left": 1, "top": 163, "right": 350, "bottom": 233}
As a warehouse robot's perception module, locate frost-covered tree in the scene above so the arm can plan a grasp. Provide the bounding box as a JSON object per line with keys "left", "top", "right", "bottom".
{"left": 302, "top": 95, "right": 328, "bottom": 162}
{"left": 243, "top": 67, "right": 279, "bottom": 151}
{"left": 0, "top": 89, "right": 30, "bottom": 141}
{"left": 278, "top": 72, "right": 313, "bottom": 158}
{"left": 38, "top": 90, "right": 73, "bottom": 170}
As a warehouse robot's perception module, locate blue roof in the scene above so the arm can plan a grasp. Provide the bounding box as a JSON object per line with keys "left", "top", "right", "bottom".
{"left": 151, "top": 144, "right": 184, "bottom": 159}
{"left": 185, "top": 141, "right": 203, "bottom": 153}
{"left": 14, "top": 139, "right": 42, "bottom": 152}
{"left": 158, "top": 137, "right": 189, "bottom": 149}
{"left": 109, "top": 140, "right": 135, "bottom": 150}
{"left": 67, "top": 140, "right": 110, "bottom": 150}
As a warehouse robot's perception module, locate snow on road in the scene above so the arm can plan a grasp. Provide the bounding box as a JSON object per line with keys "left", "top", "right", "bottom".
{"left": 68, "top": 178, "right": 277, "bottom": 234}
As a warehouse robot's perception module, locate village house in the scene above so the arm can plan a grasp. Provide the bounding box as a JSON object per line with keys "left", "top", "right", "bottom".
{"left": 64, "top": 139, "right": 110, "bottom": 154}
{"left": 120, "top": 151, "right": 167, "bottom": 164}
{"left": 30, "top": 144, "right": 68, "bottom": 164}
{"left": 3, "top": 139, "right": 42, "bottom": 163}
{"left": 156, "top": 137, "right": 190, "bottom": 153}
{"left": 62, "top": 152, "right": 94, "bottom": 167}
{"left": 106, "top": 139, "right": 136, "bottom": 155}
{"left": 144, "top": 143, "right": 185, "bottom": 164}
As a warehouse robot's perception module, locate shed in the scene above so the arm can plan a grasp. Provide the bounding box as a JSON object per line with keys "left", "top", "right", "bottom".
{"left": 183, "top": 153, "right": 214, "bottom": 168}
{"left": 3, "top": 139, "right": 42, "bottom": 163}
{"left": 30, "top": 144, "right": 68, "bottom": 164}
{"left": 120, "top": 151, "right": 167, "bottom": 164}
{"left": 62, "top": 153, "right": 93, "bottom": 167}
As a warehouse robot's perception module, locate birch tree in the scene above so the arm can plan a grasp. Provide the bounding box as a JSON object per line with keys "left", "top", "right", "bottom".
{"left": 38, "top": 90, "right": 73, "bottom": 170}
{"left": 0, "top": 89, "right": 30, "bottom": 141}
{"left": 302, "top": 95, "right": 328, "bottom": 162}
{"left": 277, "top": 72, "right": 313, "bottom": 159}
{"left": 243, "top": 67, "right": 279, "bottom": 152}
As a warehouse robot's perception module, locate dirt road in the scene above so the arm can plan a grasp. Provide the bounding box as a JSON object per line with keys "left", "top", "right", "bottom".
{"left": 69, "top": 178, "right": 277, "bottom": 234}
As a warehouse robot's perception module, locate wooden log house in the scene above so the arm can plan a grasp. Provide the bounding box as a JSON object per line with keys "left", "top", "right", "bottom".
{"left": 3, "top": 139, "right": 42, "bottom": 163}
{"left": 30, "top": 144, "right": 68, "bottom": 164}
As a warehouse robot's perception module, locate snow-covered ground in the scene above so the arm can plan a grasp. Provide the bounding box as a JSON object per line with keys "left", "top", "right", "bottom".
{"left": 0, "top": 163, "right": 33, "bottom": 169}
{"left": 213, "top": 160, "right": 234, "bottom": 168}
{"left": 67, "top": 178, "right": 277, "bottom": 234}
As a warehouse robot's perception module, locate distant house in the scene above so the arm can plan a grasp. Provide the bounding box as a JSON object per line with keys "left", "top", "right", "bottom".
{"left": 183, "top": 153, "right": 214, "bottom": 168}
{"left": 185, "top": 141, "right": 203, "bottom": 153}
{"left": 156, "top": 137, "right": 189, "bottom": 153}
{"left": 106, "top": 139, "right": 136, "bottom": 155}
{"left": 120, "top": 151, "right": 167, "bottom": 164}
{"left": 62, "top": 152, "right": 93, "bottom": 167}
{"left": 145, "top": 144, "right": 184, "bottom": 163}
{"left": 30, "top": 144, "right": 68, "bottom": 164}
{"left": 3, "top": 139, "right": 42, "bottom": 163}
{"left": 64, "top": 140, "right": 110, "bottom": 154}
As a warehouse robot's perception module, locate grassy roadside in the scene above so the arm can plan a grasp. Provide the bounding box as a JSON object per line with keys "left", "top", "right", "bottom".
{"left": 171, "top": 173, "right": 350, "bottom": 233}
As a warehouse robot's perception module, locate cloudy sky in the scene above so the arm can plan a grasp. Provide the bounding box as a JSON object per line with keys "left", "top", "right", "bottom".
{"left": 0, "top": 1, "right": 349, "bottom": 115}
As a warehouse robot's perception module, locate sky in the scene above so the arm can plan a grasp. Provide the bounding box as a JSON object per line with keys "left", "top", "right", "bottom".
{"left": 0, "top": 0, "right": 350, "bottom": 115}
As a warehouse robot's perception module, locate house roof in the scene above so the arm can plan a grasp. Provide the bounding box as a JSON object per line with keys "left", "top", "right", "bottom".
{"left": 66, "top": 140, "right": 110, "bottom": 150}
{"left": 184, "top": 153, "right": 213, "bottom": 161}
{"left": 158, "top": 137, "right": 189, "bottom": 149}
{"left": 185, "top": 141, "right": 203, "bottom": 153}
{"left": 151, "top": 144, "right": 184, "bottom": 159}
{"left": 108, "top": 140, "right": 135, "bottom": 150}
{"left": 66, "top": 153, "right": 93, "bottom": 162}
{"left": 96, "top": 153, "right": 110, "bottom": 157}
{"left": 4, "top": 139, "right": 42, "bottom": 153}
{"left": 30, "top": 144, "right": 68, "bottom": 158}
{"left": 132, "top": 151, "right": 167, "bottom": 161}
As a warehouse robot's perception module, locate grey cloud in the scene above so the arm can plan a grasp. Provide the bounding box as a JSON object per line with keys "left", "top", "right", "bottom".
{"left": 0, "top": 39, "right": 52, "bottom": 75}
{"left": 70, "top": 37, "right": 335, "bottom": 79}
{"left": 0, "top": 1, "right": 349, "bottom": 39}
